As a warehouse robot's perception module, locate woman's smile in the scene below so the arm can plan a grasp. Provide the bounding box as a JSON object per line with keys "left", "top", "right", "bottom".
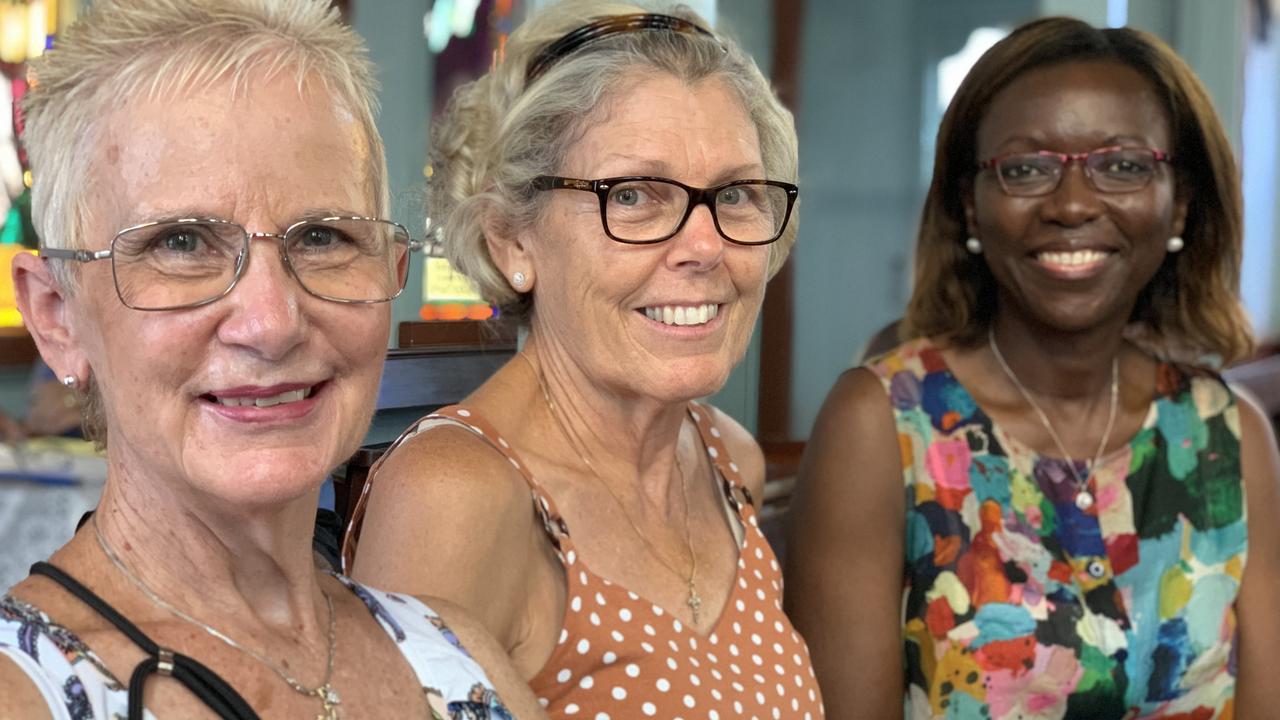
{"left": 200, "top": 380, "right": 326, "bottom": 423}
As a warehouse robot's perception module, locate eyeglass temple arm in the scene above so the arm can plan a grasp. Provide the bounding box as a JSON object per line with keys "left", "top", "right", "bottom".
{"left": 416, "top": 222, "right": 446, "bottom": 258}
{"left": 39, "top": 247, "right": 112, "bottom": 263}
{"left": 529, "top": 175, "right": 596, "bottom": 192}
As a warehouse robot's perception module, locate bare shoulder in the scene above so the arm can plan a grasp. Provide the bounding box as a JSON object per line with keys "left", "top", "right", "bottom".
{"left": 1232, "top": 386, "right": 1279, "bottom": 461}
{"left": 703, "top": 404, "right": 766, "bottom": 505}
{"left": 1228, "top": 385, "right": 1280, "bottom": 717}
{"left": 350, "top": 420, "right": 540, "bottom": 614}
{"left": 369, "top": 421, "right": 534, "bottom": 518}
{"left": 424, "top": 597, "right": 548, "bottom": 720}
{"left": 793, "top": 365, "right": 901, "bottom": 527}
{"left": 819, "top": 365, "right": 895, "bottom": 430}
{"left": 1231, "top": 387, "right": 1280, "bottom": 534}
{"left": 802, "top": 366, "right": 900, "bottom": 480}
{"left": 0, "top": 646, "right": 55, "bottom": 720}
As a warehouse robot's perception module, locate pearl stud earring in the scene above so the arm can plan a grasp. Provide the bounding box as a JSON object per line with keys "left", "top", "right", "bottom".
{"left": 1166, "top": 236, "right": 1184, "bottom": 253}
{"left": 965, "top": 237, "right": 983, "bottom": 255}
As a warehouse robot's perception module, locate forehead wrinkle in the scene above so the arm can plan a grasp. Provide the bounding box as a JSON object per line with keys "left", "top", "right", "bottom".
{"left": 567, "top": 78, "right": 760, "bottom": 184}
{"left": 88, "top": 78, "right": 374, "bottom": 242}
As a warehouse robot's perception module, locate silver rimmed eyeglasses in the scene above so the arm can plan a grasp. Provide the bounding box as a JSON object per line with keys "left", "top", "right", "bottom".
{"left": 40, "top": 216, "right": 421, "bottom": 311}
{"left": 530, "top": 175, "right": 799, "bottom": 246}
{"left": 978, "top": 146, "right": 1173, "bottom": 197}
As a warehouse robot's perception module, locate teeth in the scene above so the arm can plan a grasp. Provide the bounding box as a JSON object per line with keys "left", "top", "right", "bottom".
{"left": 1037, "top": 250, "right": 1109, "bottom": 267}
{"left": 214, "top": 387, "right": 311, "bottom": 408}
{"left": 642, "top": 303, "right": 720, "bottom": 327}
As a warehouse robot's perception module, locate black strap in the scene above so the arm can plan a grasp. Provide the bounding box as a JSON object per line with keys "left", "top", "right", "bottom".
{"left": 29, "top": 561, "right": 260, "bottom": 720}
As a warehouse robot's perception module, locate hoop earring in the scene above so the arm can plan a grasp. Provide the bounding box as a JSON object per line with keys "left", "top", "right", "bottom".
{"left": 1166, "top": 236, "right": 1184, "bottom": 253}
{"left": 965, "top": 237, "right": 983, "bottom": 255}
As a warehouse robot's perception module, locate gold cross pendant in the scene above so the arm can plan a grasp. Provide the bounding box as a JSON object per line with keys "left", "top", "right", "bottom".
{"left": 687, "top": 584, "right": 702, "bottom": 625}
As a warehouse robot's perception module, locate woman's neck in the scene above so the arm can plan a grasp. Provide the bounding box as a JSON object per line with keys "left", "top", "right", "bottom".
{"left": 90, "top": 458, "right": 328, "bottom": 636}
{"left": 520, "top": 334, "right": 691, "bottom": 510}
{"left": 987, "top": 306, "right": 1130, "bottom": 403}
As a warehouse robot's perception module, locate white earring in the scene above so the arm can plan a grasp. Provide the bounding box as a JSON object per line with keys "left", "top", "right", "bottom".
{"left": 1166, "top": 236, "right": 1184, "bottom": 253}
{"left": 965, "top": 237, "right": 983, "bottom": 255}
{"left": 511, "top": 271, "right": 526, "bottom": 288}
{"left": 61, "top": 375, "right": 79, "bottom": 389}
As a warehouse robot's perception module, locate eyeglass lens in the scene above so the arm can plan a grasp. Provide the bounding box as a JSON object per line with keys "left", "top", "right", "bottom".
{"left": 602, "top": 180, "right": 791, "bottom": 244}
{"left": 111, "top": 218, "right": 410, "bottom": 310}
{"left": 995, "top": 148, "right": 1161, "bottom": 196}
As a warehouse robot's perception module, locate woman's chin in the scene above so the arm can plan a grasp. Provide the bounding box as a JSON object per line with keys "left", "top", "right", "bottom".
{"left": 186, "top": 449, "right": 331, "bottom": 510}
{"left": 633, "top": 365, "right": 733, "bottom": 405}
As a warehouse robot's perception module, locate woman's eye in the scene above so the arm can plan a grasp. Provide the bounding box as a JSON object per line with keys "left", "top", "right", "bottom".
{"left": 1004, "top": 164, "right": 1043, "bottom": 178}
{"left": 301, "top": 227, "right": 337, "bottom": 247}
{"left": 298, "top": 225, "right": 358, "bottom": 248}
{"left": 718, "top": 187, "right": 745, "bottom": 205}
{"left": 1108, "top": 160, "right": 1143, "bottom": 173}
{"left": 160, "top": 232, "right": 201, "bottom": 253}
{"left": 612, "top": 188, "right": 641, "bottom": 206}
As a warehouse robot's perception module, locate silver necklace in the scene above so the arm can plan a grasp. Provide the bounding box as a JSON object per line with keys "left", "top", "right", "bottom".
{"left": 92, "top": 514, "right": 342, "bottom": 719}
{"left": 520, "top": 351, "right": 703, "bottom": 624}
{"left": 987, "top": 327, "right": 1119, "bottom": 511}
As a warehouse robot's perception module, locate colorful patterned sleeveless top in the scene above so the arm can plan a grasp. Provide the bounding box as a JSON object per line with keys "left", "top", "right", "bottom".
{"left": 343, "top": 402, "right": 824, "bottom": 720}
{"left": 868, "top": 338, "right": 1246, "bottom": 720}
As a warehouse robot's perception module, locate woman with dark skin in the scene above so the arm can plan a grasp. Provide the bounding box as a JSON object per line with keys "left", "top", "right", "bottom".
{"left": 788, "top": 18, "right": 1280, "bottom": 720}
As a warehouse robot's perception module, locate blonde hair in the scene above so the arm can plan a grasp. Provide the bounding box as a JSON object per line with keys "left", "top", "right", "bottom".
{"left": 429, "top": 0, "right": 798, "bottom": 321}
{"left": 904, "top": 17, "right": 1253, "bottom": 364}
{"left": 24, "top": 0, "right": 386, "bottom": 291}
{"left": 23, "top": 0, "right": 385, "bottom": 446}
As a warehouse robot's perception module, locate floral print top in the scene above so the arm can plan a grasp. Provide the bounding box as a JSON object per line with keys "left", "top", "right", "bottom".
{"left": 869, "top": 338, "right": 1246, "bottom": 720}
{"left": 0, "top": 574, "right": 512, "bottom": 719}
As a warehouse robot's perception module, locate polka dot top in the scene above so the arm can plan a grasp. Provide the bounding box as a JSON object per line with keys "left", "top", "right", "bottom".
{"left": 343, "top": 402, "right": 824, "bottom": 720}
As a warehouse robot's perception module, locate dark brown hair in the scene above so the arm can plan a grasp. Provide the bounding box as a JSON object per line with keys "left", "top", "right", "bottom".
{"left": 903, "top": 17, "right": 1253, "bottom": 365}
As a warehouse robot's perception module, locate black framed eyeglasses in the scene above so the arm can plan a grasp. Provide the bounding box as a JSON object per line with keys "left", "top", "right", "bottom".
{"left": 40, "top": 216, "right": 421, "bottom": 311}
{"left": 530, "top": 175, "right": 798, "bottom": 246}
{"left": 978, "top": 146, "right": 1173, "bottom": 197}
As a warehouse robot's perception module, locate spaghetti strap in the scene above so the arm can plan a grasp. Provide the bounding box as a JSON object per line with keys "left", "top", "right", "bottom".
{"left": 684, "top": 401, "right": 756, "bottom": 513}
{"left": 28, "top": 562, "right": 260, "bottom": 720}
{"left": 341, "top": 405, "right": 576, "bottom": 573}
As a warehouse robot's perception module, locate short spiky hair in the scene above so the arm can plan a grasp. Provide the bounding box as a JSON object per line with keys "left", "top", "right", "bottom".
{"left": 23, "top": 0, "right": 386, "bottom": 289}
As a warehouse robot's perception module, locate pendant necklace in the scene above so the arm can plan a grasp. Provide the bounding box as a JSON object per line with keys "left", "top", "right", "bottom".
{"left": 521, "top": 351, "right": 703, "bottom": 623}
{"left": 93, "top": 515, "right": 342, "bottom": 719}
{"left": 988, "top": 327, "right": 1119, "bottom": 511}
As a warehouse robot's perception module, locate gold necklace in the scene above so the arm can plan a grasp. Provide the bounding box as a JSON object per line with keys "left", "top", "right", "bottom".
{"left": 987, "top": 327, "right": 1119, "bottom": 511}
{"left": 92, "top": 514, "right": 342, "bottom": 719}
{"left": 519, "top": 351, "right": 703, "bottom": 624}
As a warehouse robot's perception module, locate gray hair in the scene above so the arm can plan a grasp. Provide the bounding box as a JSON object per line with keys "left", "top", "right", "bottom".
{"left": 23, "top": 0, "right": 386, "bottom": 290}
{"left": 429, "top": 0, "right": 799, "bottom": 322}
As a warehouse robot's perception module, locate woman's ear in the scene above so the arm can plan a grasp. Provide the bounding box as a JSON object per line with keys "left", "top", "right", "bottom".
{"left": 12, "top": 254, "right": 90, "bottom": 382}
{"left": 482, "top": 210, "right": 536, "bottom": 293}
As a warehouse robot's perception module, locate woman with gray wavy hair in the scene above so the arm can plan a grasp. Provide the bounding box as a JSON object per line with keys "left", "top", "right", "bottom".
{"left": 343, "top": 1, "right": 823, "bottom": 717}
{"left": 0, "top": 1, "right": 543, "bottom": 718}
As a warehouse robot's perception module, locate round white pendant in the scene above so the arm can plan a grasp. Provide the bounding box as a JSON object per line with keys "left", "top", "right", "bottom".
{"left": 1075, "top": 491, "right": 1095, "bottom": 510}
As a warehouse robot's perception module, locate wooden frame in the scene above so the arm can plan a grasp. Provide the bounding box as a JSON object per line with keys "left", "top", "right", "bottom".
{"left": 757, "top": 0, "right": 804, "bottom": 444}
